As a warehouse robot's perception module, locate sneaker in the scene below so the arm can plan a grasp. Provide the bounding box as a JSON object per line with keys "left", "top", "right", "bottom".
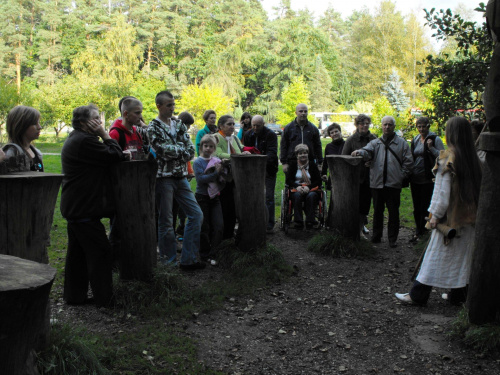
{"left": 208, "top": 259, "right": 218, "bottom": 266}
{"left": 441, "top": 293, "right": 448, "bottom": 301}
{"left": 362, "top": 226, "right": 370, "bottom": 234}
{"left": 395, "top": 293, "right": 415, "bottom": 304}
{"left": 180, "top": 262, "right": 206, "bottom": 271}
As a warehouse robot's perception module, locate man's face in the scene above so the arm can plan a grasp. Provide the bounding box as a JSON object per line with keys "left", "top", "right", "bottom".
{"left": 157, "top": 97, "right": 175, "bottom": 119}
{"left": 382, "top": 119, "right": 395, "bottom": 136}
{"left": 356, "top": 120, "right": 370, "bottom": 135}
{"left": 295, "top": 105, "right": 308, "bottom": 122}
{"left": 252, "top": 118, "right": 265, "bottom": 134}
{"left": 125, "top": 105, "right": 143, "bottom": 126}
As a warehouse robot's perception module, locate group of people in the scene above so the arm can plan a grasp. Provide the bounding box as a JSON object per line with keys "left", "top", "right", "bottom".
{"left": 0, "top": 96, "right": 483, "bottom": 309}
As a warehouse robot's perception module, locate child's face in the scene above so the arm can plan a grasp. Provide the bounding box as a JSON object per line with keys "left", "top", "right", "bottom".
{"left": 201, "top": 142, "right": 216, "bottom": 157}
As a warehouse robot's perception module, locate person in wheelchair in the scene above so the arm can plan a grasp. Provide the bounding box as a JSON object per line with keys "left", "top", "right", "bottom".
{"left": 285, "top": 144, "right": 322, "bottom": 230}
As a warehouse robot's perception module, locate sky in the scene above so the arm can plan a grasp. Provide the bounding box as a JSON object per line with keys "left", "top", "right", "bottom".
{"left": 260, "top": 0, "right": 484, "bottom": 24}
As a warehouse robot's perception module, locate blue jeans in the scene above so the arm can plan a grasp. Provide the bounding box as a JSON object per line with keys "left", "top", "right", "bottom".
{"left": 265, "top": 174, "right": 276, "bottom": 229}
{"left": 156, "top": 177, "right": 203, "bottom": 265}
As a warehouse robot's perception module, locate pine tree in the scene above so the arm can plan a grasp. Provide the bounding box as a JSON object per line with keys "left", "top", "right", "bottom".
{"left": 382, "top": 69, "right": 409, "bottom": 113}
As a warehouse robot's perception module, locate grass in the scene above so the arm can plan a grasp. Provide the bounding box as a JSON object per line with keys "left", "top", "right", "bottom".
{"left": 307, "top": 232, "right": 375, "bottom": 258}
{"left": 450, "top": 308, "right": 500, "bottom": 354}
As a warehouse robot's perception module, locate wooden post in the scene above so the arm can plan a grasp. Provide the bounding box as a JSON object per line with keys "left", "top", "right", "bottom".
{"left": 231, "top": 154, "right": 268, "bottom": 252}
{"left": 111, "top": 160, "right": 157, "bottom": 281}
{"left": 0, "top": 172, "right": 63, "bottom": 263}
{"left": 327, "top": 155, "right": 363, "bottom": 240}
{"left": 467, "top": 1, "right": 500, "bottom": 324}
{"left": 0, "top": 254, "right": 57, "bottom": 375}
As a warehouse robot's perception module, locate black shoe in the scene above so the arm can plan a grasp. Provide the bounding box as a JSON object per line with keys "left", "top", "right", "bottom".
{"left": 305, "top": 221, "right": 318, "bottom": 230}
{"left": 389, "top": 241, "right": 398, "bottom": 248}
{"left": 180, "top": 262, "right": 206, "bottom": 271}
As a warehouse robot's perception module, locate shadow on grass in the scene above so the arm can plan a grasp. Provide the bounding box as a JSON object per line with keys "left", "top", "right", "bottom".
{"left": 450, "top": 308, "right": 500, "bottom": 354}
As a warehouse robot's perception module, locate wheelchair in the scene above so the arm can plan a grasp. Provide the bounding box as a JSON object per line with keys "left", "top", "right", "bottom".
{"left": 280, "top": 183, "right": 328, "bottom": 234}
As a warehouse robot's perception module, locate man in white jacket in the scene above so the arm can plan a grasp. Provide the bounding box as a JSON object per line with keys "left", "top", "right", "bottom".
{"left": 352, "top": 116, "right": 413, "bottom": 248}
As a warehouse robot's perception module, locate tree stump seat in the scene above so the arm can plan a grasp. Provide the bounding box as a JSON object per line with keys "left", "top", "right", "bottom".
{"left": 0, "top": 254, "right": 57, "bottom": 375}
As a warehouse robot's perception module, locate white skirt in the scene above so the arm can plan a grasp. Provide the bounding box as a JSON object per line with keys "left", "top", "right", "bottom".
{"left": 416, "top": 225, "right": 475, "bottom": 289}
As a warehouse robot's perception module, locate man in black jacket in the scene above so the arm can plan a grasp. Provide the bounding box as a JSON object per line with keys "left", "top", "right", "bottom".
{"left": 280, "top": 103, "right": 323, "bottom": 173}
{"left": 61, "top": 104, "right": 130, "bottom": 307}
{"left": 244, "top": 115, "right": 278, "bottom": 232}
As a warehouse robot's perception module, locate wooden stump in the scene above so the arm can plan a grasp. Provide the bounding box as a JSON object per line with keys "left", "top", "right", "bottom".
{"left": 231, "top": 154, "right": 268, "bottom": 252}
{"left": 0, "top": 254, "right": 57, "bottom": 375}
{"left": 327, "top": 155, "right": 363, "bottom": 240}
{"left": 0, "top": 172, "right": 63, "bottom": 263}
{"left": 111, "top": 160, "right": 157, "bottom": 281}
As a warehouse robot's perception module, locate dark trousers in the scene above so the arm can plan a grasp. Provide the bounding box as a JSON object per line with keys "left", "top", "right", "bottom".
{"left": 359, "top": 183, "right": 372, "bottom": 216}
{"left": 196, "top": 193, "right": 223, "bottom": 259}
{"left": 292, "top": 191, "right": 319, "bottom": 224}
{"left": 410, "top": 280, "right": 468, "bottom": 305}
{"left": 372, "top": 187, "right": 401, "bottom": 243}
{"left": 266, "top": 174, "right": 277, "bottom": 229}
{"left": 220, "top": 181, "right": 236, "bottom": 239}
{"left": 64, "top": 220, "right": 113, "bottom": 307}
{"left": 410, "top": 182, "right": 434, "bottom": 236}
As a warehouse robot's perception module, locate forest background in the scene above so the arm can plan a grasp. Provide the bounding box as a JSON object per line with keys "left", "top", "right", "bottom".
{"left": 0, "top": 0, "right": 490, "bottom": 141}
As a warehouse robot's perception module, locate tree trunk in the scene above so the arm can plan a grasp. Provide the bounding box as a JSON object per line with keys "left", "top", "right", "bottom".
{"left": 467, "top": 14, "right": 500, "bottom": 324}
{"left": 111, "top": 160, "right": 157, "bottom": 281}
{"left": 467, "top": 132, "right": 500, "bottom": 324}
{"left": 0, "top": 254, "right": 57, "bottom": 375}
{"left": 327, "top": 155, "right": 363, "bottom": 240}
{"left": 231, "top": 154, "right": 268, "bottom": 252}
{"left": 0, "top": 172, "right": 63, "bottom": 263}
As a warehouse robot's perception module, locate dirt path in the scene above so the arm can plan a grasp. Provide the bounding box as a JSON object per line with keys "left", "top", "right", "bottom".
{"left": 184, "top": 228, "right": 500, "bottom": 374}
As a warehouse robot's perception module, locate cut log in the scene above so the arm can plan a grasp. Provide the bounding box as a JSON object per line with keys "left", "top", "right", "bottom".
{"left": 0, "top": 172, "right": 63, "bottom": 263}
{"left": 111, "top": 160, "right": 157, "bottom": 281}
{"left": 0, "top": 254, "right": 57, "bottom": 375}
{"left": 231, "top": 154, "right": 268, "bottom": 252}
{"left": 327, "top": 155, "right": 363, "bottom": 240}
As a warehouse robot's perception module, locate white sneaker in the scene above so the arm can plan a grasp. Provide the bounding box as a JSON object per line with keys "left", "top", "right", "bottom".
{"left": 363, "top": 226, "right": 370, "bottom": 234}
{"left": 395, "top": 293, "right": 415, "bottom": 304}
{"left": 441, "top": 293, "right": 448, "bottom": 301}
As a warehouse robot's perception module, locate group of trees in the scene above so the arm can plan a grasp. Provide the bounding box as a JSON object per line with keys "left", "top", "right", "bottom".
{"left": 0, "top": 0, "right": 489, "bottom": 137}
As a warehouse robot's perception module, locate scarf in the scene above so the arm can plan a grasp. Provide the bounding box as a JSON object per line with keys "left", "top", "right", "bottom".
{"left": 298, "top": 162, "right": 311, "bottom": 186}
{"left": 219, "top": 130, "right": 236, "bottom": 154}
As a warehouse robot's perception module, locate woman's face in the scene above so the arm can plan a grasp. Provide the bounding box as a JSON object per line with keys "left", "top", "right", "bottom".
{"left": 23, "top": 119, "right": 42, "bottom": 143}
{"left": 417, "top": 123, "right": 429, "bottom": 137}
{"left": 220, "top": 118, "right": 235, "bottom": 136}
{"left": 207, "top": 114, "right": 216, "bottom": 126}
{"left": 329, "top": 128, "right": 341, "bottom": 140}
{"left": 241, "top": 116, "right": 251, "bottom": 126}
{"left": 297, "top": 150, "right": 309, "bottom": 164}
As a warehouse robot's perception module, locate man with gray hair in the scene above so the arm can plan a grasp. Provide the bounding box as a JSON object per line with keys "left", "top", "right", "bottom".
{"left": 351, "top": 116, "right": 413, "bottom": 248}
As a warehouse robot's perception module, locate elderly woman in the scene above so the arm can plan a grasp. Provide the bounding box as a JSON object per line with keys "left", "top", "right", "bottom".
{"left": 396, "top": 117, "right": 482, "bottom": 306}
{"left": 286, "top": 143, "right": 322, "bottom": 230}
{"left": 1, "top": 106, "right": 43, "bottom": 172}
{"left": 237, "top": 112, "right": 252, "bottom": 140}
{"left": 409, "top": 117, "right": 444, "bottom": 242}
{"left": 215, "top": 115, "right": 250, "bottom": 239}
{"left": 195, "top": 109, "right": 217, "bottom": 156}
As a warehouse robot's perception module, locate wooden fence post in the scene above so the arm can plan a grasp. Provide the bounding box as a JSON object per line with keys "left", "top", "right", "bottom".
{"left": 0, "top": 171, "right": 63, "bottom": 263}
{"left": 0, "top": 254, "right": 56, "bottom": 375}
{"left": 231, "top": 154, "right": 268, "bottom": 252}
{"left": 327, "top": 155, "right": 363, "bottom": 240}
{"left": 111, "top": 160, "right": 157, "bottom": 281}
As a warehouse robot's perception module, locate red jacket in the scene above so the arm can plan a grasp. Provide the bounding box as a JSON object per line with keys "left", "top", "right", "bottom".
{"left": 109, "top": 118, "right": 144, "bottom": 159}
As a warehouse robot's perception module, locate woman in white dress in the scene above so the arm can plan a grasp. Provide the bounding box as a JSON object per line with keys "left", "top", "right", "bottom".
{"left": 395, "top": 116, "right": 482, "bottom": 306}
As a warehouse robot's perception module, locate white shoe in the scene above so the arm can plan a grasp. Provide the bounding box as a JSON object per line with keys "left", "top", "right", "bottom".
{"left": 395, "top": 293, "right": 415, "bottom": 304}
{"left": 363, "top": 226, "right": 370, "bottom": 234}
{"left": 441, "top": 293, "right": 448, "bottom": 301}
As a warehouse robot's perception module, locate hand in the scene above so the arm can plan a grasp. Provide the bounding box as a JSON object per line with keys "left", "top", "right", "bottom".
{"left": 296, "top": 186, "right": 303, "bottom": 194}
{"left": 215, "top": 164, "right": 222, "bottom": 173}
{"left": 139, "top": 119, "right": 147, "bottom": 128}
{"left": 0, "top": 149, "right": 5, "bottom": 162}
{"left": 282, "top": 164, "right": 289, "bottom": 173}
{"left": 303, "top": 186, "right": 310, "bottom": 194}
{"left": 242, "top": 151, "right": 251, "bottom": 155}
{"left": 426, "top": 139, "right": 434, "bottom": 148}
{"left": 321, "top": 175, "right": 328, "bottom": 181}
{"left": 429, "top": 216, "right": 439, "bottom": 229}
{"left": 87, "top": 118, "right": 107, "bottom": 138}
{"left": 351, "top": 151, "right": 359, "bottom": 156}
{"left": 122, "top": 150, "right": 132, "bottom": 161}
